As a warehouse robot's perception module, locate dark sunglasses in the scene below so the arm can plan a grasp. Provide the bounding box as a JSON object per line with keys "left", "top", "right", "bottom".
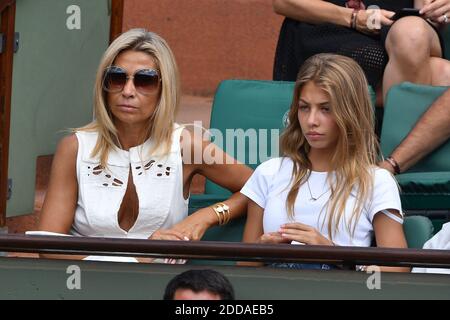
{"left": 103, "top": 66, "right": 161, "bottom": 95}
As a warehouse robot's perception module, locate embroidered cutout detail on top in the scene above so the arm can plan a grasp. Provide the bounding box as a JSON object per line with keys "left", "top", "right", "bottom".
{"left": 134, "top": 159, "right": 171, "bottom": 177}
{"left": 87, "top": 165, "right": 124, "bottom": 187}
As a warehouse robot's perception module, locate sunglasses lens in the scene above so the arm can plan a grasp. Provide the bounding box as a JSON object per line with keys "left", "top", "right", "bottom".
{"left": 103, "top": 67, "right": 160, "bottom": 94}
{"left": 104, "top": 70, "right": 127, "bottom": 92}
{"left": 134, "top": 71, "right": 160, "bottom": 94}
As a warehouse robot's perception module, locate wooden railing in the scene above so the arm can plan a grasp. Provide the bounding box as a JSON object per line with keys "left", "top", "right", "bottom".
{"left": 0, "top": 0, "right": 15, "bottom": 228}
{"left": 0, "top": 0, "right": 14, "bottom": 13}
{"left": 109, "top": 0, "right": 123, "bottom": 43}
{"left": 1, "top": 234, "right": 450, "bottom": 269}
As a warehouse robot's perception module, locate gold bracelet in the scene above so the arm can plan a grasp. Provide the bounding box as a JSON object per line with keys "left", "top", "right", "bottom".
{"left": 212, "top": 205, "right": 224, "bottom": 225}
{"left": 221, "top": 203, "right": 230, "bottom": 225}
{"left": 221, "top": 203, "right": 231, "bottom": 225}
{"left": 212, "top": 203, "right": 231, "bottom": 226}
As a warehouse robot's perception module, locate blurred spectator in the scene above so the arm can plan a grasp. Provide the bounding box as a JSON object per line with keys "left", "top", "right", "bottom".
{"left": 163, "top": 269, "right": 235, "bottom": 300}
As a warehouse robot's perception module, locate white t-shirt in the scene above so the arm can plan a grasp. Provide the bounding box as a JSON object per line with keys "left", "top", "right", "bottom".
{"left": 412, "top": 222, "right": 450, "bottom": 274}
{"left": 241, "top": 157, "right": 402, "bottom": 247}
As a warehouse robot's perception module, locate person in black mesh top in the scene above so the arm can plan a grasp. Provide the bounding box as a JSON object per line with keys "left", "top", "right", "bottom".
{"left": 273, "top": 0, "right": 450, "bottom": 105}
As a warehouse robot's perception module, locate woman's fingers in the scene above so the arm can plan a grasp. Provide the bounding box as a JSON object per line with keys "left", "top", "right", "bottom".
{"left": 260, "top": 232, "right": 287, "bottom": 244}
{"left": 157, "top": 234, "right": 181, "bottom": 241}
{"left": 150, "top": 229, "right": 188, "bottom": 241}
{"left": 380, "top": 10, "right": 394, "bottom": 26}
{"left": 279, "top": 227, "right": 309, "bottom": 242}
{"left": 421, "top": 0, "right": 450, "bottom": 20}
{"left": 381, "top": 9, "right": 395, "bottom": 19}
{"left": 166, "top": 229, "right": 189, "bottom": 240}
{"left": 281, "top": 222, "right": 312, "bottom": 231}
{"left": 280, "top": 229, "right": 333, "bottom": 246}
{"left": 260, "top": 233, "right": 281, "bottom": 241}
{"left": 428, "top": 6, "right": 450, "bottom": 20}
{"left": 421, "top": 0, "right": 444, "bottom": 15}
{"left": 188, "top": 228, "right": 204, "bottom": 241}
{"left": 280, "top": 232, "right": 308, "bottom": 244}
{"left": 279, "top": 224, "right": 313, "bottom": 243}
{"left": 169, "top": 219, "right": 208, "bottom": 241}
{"left": 420, "top": 1, "right": 435, "bottom": 15}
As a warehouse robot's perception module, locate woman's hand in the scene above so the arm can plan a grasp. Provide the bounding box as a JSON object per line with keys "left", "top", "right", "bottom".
{"left": 166, "top": 208, "right": 217, "bottom": 241}
{"left": 149, "top": 228, "right": 189, "bottom": 241}
{"left": 279, "top": 223, "right": 334, "bottom": 246}
{"left": 355, "top": 8, "right": 395, "bottom": 34}
{"left": 420, "top": 0, "right": 450, "bottom": 24}
{"left": 259, "top": 232, "right": 291, "bottom": 244}
{"left": 147, "top": 230, "right": 189, "bottom": 264}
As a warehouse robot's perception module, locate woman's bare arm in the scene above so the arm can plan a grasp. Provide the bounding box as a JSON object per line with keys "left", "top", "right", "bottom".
{"left": 273, "top": 0, "right": 354, "bottom": 26}
{"left": 37, "top": 134, "right": 81, "bottom": 259}
{"left": 273, "top": 0, "right": 394, "bottom": 34}
{"left": 373, "top": 210, "right": 410, "bottom": 272}
{"left": 238, "top": 200, "right": 266, "bottom": 266}
{"left": 168, "top": 129, "right": 253, "bottom": 241}
{"left": 39, "top": 134, "right": 78, "bottom": 234}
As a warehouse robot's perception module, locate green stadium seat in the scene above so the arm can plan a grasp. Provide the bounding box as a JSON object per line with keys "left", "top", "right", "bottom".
{"left": 381, "top": 82, "right": 450, "bottom": 231}
{"left": 444, "top": 26, "right": 450, "bottom": 60}
{"left": 403, "top": 215, "right": 434, "bottom": 249}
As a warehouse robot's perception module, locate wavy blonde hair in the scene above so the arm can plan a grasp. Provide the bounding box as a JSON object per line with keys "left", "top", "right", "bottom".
{"left": 280, "top": 53, "right": 379, "bottom": 241}
{"left": 78, "top": 28, "right": 180, "bottom": 167}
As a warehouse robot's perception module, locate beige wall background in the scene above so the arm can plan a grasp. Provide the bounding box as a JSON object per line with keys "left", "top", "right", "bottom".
{"left": 123, "top": 0, "right": 283, "bottom": 96}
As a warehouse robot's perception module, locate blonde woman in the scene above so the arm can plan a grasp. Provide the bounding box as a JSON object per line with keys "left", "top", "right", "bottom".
{"left": 241, "top": 53, "right": 408, "bottom": 271}
{"left": 37, "top": 29, "right": 251, "bottom": 254}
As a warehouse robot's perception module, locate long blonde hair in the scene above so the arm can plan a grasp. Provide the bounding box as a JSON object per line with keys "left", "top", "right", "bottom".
{"left": 78, "top": 28, "right": 180, "bottom": 167}
{"left": 280, "top": 53, "right": 379, "bottom": 240}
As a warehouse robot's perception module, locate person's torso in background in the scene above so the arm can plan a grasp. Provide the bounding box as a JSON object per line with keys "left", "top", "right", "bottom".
{"left": 327, "top": 0, "right": 414, "bottom": 12}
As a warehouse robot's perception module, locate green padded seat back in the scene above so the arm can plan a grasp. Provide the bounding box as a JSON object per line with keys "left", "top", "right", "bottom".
{"left": 205, "top": 80, "right": 295, "bottom": 196}
{"left": 397, "top": 172, "right": 450, "bottom": 194}
{"left": 380, "top": 83, "right": 450, "bottom": 213}
{"left": 444, "top": 26, "right": 450, "bottom": 59}
{"left": 403, "top": 216, "right": 434, "bottom": 249}
{"left": 381, "top": 82, "right": 450, "bottom": 173}
{"left": 396, "top": 172, "right": 450, "bottom": 214}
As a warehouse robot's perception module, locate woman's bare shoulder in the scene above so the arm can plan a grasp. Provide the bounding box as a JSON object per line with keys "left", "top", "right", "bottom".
{"left": 179, "top": 126, "right": 209, "bottom": 160}
{"left": 55, "top": 134, "right": 78, "bottom": 159}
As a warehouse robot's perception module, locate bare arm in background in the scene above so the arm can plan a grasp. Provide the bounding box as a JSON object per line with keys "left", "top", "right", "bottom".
{"left": 380, "top": 88, "right": 450, "bottom": 173}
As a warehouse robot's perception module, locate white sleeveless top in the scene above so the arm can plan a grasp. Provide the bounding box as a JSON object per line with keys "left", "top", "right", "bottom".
{"left": 71, "top": 124, "right": 188, "bottom": 239}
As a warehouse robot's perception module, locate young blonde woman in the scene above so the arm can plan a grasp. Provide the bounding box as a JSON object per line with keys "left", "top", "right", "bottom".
{"left": 36, "top": 29, "right": 252, "bottom": 259}
{"left": 241, "top": 53, "right": 408, "bottom": 272}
